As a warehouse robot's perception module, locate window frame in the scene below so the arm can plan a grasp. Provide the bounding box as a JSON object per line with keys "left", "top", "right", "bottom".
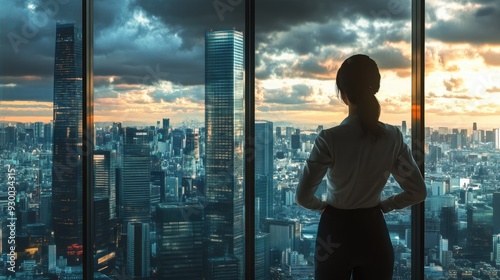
{"left": 411, "top": 0, "right": 425, "bottom": 279}
{"left": 80, "top": 0, "right": 427, "bottom": 278}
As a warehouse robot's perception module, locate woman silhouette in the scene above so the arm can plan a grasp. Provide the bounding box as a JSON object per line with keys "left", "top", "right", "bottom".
{"left": 296, "top": 54, "right": 426, "bottom": 280}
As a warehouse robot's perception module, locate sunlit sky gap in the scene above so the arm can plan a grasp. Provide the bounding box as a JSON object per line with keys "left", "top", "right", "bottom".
{"left": 1, "top": 0, "right": 499, "bottom": 129}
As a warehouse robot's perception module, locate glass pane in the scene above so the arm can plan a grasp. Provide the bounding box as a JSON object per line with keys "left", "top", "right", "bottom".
{"left": 0, "top": 1, "right": 83, "bottom": 278}
{"left": 93, "top": 1, "right": 245, "bottom": 278}
{"left": 256, "top": 1, "right": 413, "bottom": 278}
{"left": 424, "top": 0, "right": 500, "bottom": 278}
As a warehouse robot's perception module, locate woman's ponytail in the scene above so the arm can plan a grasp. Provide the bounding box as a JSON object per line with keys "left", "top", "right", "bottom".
{"left": 336, "top": 54, "right": 385, "bottom": 139}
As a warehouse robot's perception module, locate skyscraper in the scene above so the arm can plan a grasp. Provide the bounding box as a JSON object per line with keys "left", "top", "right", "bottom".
{"left": 51, "top": 23, "right": 82, "bottom": 262}
{"left": 466, "top": 203, "right": 493, "bottom": 262}
{"left": 156, "top": 203, "right": 204, "bottom": 279}
{"left": 255, "top": 120, "right": 274, "bottom": 223}
{"left": 127, "top": 222, "right": 150, "bottom": 278}
{"left": 494, "top": 128, "right": 500, "bottom": 150}
{"left": 94, "top": 150, "right": 117, "bottom": 220}
{"left": 440, "top": 206, "right": 458, "bottom": 247}
{"left": 493, "top": 193, "right": 500, "bottom": 234}
{"left": 204, "top": 30, "right": 244, "bottom": 279}
{"left": 120, "top": 128, "right": 151, "bottom": 229}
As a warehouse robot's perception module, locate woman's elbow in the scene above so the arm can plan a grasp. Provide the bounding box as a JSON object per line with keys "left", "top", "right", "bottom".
{"left": 415, "top": 186, "right": 427, "bottom": 203}
{"left": 295, "top": 194, "right": 306, "bottom": 207}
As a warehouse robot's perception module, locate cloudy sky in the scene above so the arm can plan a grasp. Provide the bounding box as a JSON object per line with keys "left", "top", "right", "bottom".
{"left": 1, "top": 0, "right": 500, "bottom": 129}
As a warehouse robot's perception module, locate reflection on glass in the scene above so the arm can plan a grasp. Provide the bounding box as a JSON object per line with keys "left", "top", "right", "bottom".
{"left": 256, "top": 1, "right": 412, "bottom": 278}
{"left": 424, "top": 0, "right": 500, "bottom": 278}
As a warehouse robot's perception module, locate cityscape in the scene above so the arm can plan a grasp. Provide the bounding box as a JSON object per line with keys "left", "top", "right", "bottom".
{"left": 1, "top": 0, "right": 500, "bottom": 279}
{"left": 1, "top": 22, "right": 500, "bottom": 279}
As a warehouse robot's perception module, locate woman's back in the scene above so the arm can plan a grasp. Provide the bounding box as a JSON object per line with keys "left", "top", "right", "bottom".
{"left": 320, "top": 116, "right": 404, "bottom": 209}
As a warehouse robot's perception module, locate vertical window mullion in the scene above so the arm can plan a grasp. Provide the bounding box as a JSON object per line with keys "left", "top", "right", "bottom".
{"left": 411, "top": 0, "right": 425, "bottom": 279}
{"left": 245, "top": 0, "right": 255, "bottom": 279}
{"left": 82, "top": 0, "right": 94, "bottom": 278}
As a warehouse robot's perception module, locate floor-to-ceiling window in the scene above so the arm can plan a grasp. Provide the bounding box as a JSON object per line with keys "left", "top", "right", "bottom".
{"left": 92, "top": 0, "right": 245, "bottom": 278}
{"left": 255, "top": 0, "right": 414, "bottom": 278}
{"left": 424, "top": 0, "right": 500, "bottom": 278}
{"left": 0, "top": 0, "right": 84, "bottom": 278}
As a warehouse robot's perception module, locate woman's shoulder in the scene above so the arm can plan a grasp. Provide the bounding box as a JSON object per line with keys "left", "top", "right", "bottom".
{"left": 319, "top": 120, "right": 403, "bottom": 141}
{"left": 379, "top": 122, "right": 403, "bottom": 137}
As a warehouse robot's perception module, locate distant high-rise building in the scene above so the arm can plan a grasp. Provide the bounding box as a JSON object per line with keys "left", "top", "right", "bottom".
{"left": 121, "top": 128, "right": 151, "bottom": 229}
{"left": 440, "top": 206, "right": 458, "bottom": 247}
{"left": 51, "top": 23, "right": 83, "bottom": 262}
{"left": 255, "top": 121, "right": 274, "bottom": 222}
{"left": 439, "top": 236, "right": 449, "bottom": 264}
{"left": 493, "top": 234, "right": 500, "bottom": 265}
{"left": 255, "top": 233, "right": 271, "bottom": 280}
{"left": 263, "top": 218, "right": 301, "bottom": 252}
{"left": 494, "top": 129, "right": 500, "bottom": 149}
{"left": 156, "top": 203, "right": 203, "bottom": 279}
{"left": 204, "top": 30, "right": 245, "bottom": 279}
{"left": 151, "top": 170, "right": 167, "bottom": 203}
{"left": 5, "top": 126, "right": 17, "bottom": 147}
{"left": 291, "top": 134, "right": 301, "bottom": 150}
{"left": 94, "top": 150, "right": 117, "bottom": 220}
{"left": 493, "top": 193, "right": 500, "bottom": 234}
{"left": 162, "top": 118, "right": 170, "bottom": 132}
{"left": 47, "top": 248, "right": 57, "bottom": 273}
{"left": 34, "top": 122, "right": 44, "bottom": 144}
{"left": 486, "top": 130, "right": 494, "bottom": 143}
{"left": 183, "top": 128, "right": 199, "bottom": 195}
{"left": 93, "top": 196, "right": 110, "bottom": 252}
{"left": 466, "top": 203, "right": 493, "bottom": 262}
{"left": 127, "top": 222, "right": 150, "bottom": 278}
{"left": 450, "top": 133, "right": 462, "bottom": 149}
{"left": 472, "top": 122, "right": 477, "bottom": 131}
{"left": 402, "top": 121, "right": 407, "bottom": 136}
{"left": 285, "top": 127, "right": 294, "bottom": 138}
{"left": 460, "top": 129, "right": 468, "bottom": 147}
{"left": 276, "top": 127, "right": 282, "bottom": 139}
{"left": 40, "top": 193, "right": 52, "bottom": 229}
{"left": 171, "top": 129, "right": 184, "bottom": 156}
{"left": 207, "top": 255, "right": 239, "bottom": 280}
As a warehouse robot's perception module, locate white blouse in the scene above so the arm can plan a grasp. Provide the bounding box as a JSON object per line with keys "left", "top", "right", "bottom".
{"left": 296, "top": 115, "right": 427, "bottom": 212}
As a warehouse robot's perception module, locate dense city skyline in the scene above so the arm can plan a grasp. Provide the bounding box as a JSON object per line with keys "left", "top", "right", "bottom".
{"left": 1, "top": 0, "right": 500, "bottom": 279}
{"left": 1, "top": 0, "right": 500, "bottom": 128}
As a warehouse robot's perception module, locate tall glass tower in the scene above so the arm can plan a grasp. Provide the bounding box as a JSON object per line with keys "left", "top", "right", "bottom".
{"left": 51, "top": 23, "right": 82, "bottom": 263}
{"left": 204, "top": 30, "right": 244, "bottom": 279}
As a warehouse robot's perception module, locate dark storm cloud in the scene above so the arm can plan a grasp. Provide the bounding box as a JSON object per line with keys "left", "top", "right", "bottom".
{"left": 427, "top": 2, "right": 500, "bottom": 44}
{"left": 296, "top": 59, "right": 329, "bottom": 75}
{"left": 151, "top": 86, "right": 204, "bottom": 104}
{"left": 264, "top": 84, "right": 314, "bottom": 105}
{"left": 255, "top": 0, "right": 410, "bottom": 33}
{"left": 0, "top": 79, "right": 53, "bottom": 102}
{"left": 369, "top": 48, "right": 410, "bottom": 69}
{"left": 8, "top": 0, "right": 500, "bottom": 108}
{"left": 136, "top": 0, "right": 409, "bottom": 55}
{"left": 262, "top": 22, "right": 358, "bottom": 56}
{"left": 133, "top": 0, "right": 245, "bottom": 50}
{"left": 0, "top": 0, "right": 81, "bottom": 101}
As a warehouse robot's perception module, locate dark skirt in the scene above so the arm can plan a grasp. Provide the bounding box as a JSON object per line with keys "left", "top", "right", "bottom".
{"left": 315, "top": 205, "right": 394, "bottom": 280}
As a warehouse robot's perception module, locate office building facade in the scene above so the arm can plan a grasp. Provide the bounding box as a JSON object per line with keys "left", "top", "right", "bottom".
{"left": 204, "top": 30, "right": 245, "bottom": 279}
{"left": 51, "top": 23, "right": 83, "bottom": 262}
